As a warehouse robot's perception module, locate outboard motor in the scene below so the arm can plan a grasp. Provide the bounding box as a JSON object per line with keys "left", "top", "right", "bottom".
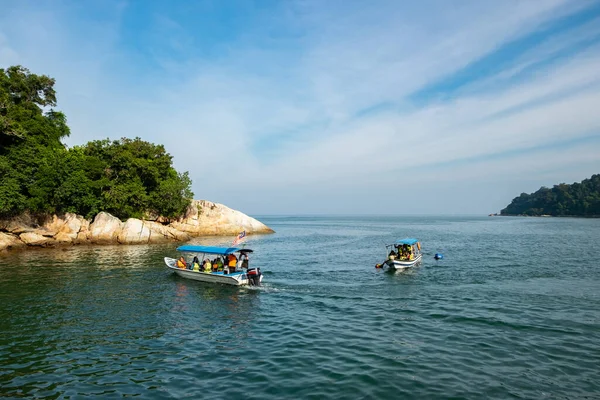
{"left": 246, "top": 267, "right": 261, "bottom": 286}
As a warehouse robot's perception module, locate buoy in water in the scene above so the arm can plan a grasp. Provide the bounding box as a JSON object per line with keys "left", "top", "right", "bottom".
{"left": 434, "top": 253, "right": 444, "bottom": 260}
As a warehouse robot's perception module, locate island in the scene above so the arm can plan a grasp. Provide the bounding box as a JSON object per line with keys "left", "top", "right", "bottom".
{"left": 500, "top": 174, "right": 600, "bottom": 217}
{"left": 0, "top": 66, "right": 273, "bottom": 252}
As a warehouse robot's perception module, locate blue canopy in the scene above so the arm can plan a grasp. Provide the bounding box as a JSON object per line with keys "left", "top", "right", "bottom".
{"left": 393, "top": 238, "right": 419, "bottom": 245}
{"left": 176, "top": 245, "right": 251, "bottom": 255}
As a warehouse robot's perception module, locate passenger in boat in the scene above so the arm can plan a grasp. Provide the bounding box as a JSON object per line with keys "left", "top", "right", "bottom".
{"left": 176, "top": 256, "right": 187, "bottom": 269}
{"left": 397, "top": 246, "right": 405, "bottom": 260}
{"left": 396, "top": 245, "right": 403, "bottom": 260}
{"left": 240, "top": 253, "right": 249, "bottom": 269}
{"left": 192, "top": 256, "right": 200, "bottom": 272}
{"left": 203, "top": 259, "right": 212, "bottom": 273}
{"left": 212, "top": 258, "right": 219, "bottom": 272}
{"left": 227, "top": 253, "right": 238, "bottom": 272}
{"left": 215, "top": 257, "right": 224, "bottom": 272}
{"left": 388, "top": 249, "right": 396, "bottom": 260}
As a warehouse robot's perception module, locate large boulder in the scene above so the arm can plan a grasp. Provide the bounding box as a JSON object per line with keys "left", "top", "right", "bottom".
{"left": 89, "top": 212, "right": 123, "bottom": 244}
{"left": 55, "top": 213, "right": 86, "bottom": 243}
{"left": 169, "top": 200, "right": 274, "bottom": 236}
{"left": 145, "top": 221, "right": 192, "bottom": 242}
{"left": 75, "top": 218, "right": 91, "bottom": 244}
{"left": 19, "top": 232, "right": 57, "bottom": 247}
{"left": 118, "top": 219, "right": 151, "bottom": 244}
{"left": 42, "top": 213, "right": 84, "bottom": 243}
{"left": 118, "top": 219, "right": 192, "bottom": 244}
{"left": 42, "top": 214, "right": 68, "bottom": 233}
{"left": 0, "top": 232, "right": 25, "bottom": 251}
{"left": 0, "top": 213, "right": 36, "bottom": 234}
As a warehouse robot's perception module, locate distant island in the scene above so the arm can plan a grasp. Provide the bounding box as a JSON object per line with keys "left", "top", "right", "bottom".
{"left": 500, "top": 174, "right": 600, "bottom": 217}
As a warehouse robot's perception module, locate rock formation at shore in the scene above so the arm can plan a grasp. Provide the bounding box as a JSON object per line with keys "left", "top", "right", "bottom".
{"left": 0, "top": 200, "right": 274, "bottom": 252}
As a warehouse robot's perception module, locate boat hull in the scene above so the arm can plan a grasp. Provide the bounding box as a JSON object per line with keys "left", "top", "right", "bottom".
{"left": 385, "top": 254, "right": 423, "bottom": 269}
{"left": 164, "top": 257, "right": 262, "bottom": 286}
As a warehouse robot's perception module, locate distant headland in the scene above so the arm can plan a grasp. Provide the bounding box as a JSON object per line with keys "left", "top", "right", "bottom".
{"left": 495, "top": 174, "right": 600, "bottom": 217}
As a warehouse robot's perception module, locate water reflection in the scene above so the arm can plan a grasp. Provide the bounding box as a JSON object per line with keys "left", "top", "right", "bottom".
{"left": 1, "top": 243, "right": 175, "bottom": 269}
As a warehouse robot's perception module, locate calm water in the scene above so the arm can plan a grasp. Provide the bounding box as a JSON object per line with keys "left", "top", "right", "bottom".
{"left": 1, "top": 216, "right": 599, "bottom": 399}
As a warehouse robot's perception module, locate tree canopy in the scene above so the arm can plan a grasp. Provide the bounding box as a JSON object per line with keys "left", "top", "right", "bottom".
{"left": 500, "top": 174, "right": 600, "bottom": 217}
{"left": 0, "top": 65, "right": 193, "bottom": 220}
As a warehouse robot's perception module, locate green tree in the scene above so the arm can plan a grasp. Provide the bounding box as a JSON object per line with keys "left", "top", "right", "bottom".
{"left": 0, "top": 66, "right": 70, "bottom": 217}
{"left": 1, "top": 65, "right": 193, "bottom": 221}
{"left": 501, "top": 174, "right": 600, "bottom": 217}
{"left": 76, "top": 137, "right": 193, "bottom": 219}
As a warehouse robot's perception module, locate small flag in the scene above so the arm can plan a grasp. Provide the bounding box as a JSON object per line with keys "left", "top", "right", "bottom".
{"left": 232, "top": 230, "right": 246, "bottom": 246}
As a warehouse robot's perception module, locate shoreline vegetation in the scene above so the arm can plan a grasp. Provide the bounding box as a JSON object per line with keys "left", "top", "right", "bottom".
{"left": 0, "top": 66, "right": 273, "bottom": 252}
{"left": 492, "top": 174, "right": 600, "bottom": 218}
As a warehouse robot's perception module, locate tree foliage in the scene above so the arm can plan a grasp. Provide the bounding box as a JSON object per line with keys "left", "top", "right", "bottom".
{"left": 500, "top": 174, "right": 600, "bottom": 217}
{"left": 0, "top": 65, "right": 193, "bottom": 220}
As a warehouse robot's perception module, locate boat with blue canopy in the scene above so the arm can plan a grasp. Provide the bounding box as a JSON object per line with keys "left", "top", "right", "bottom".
{"left": 164, "top": 245, "right": 262, "bottom": 286}
{"left": 376, "top": 238, "right": 423, "bottom": 269}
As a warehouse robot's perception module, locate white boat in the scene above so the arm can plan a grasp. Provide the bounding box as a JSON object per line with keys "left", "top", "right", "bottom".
{"left": 377, "top": 238, "right": 423, "bottom": 270}
{"left": 165, "top": 245, "right": 262, "bottom": 286}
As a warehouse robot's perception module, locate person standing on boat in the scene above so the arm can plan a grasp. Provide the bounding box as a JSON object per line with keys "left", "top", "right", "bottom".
{"left": 240, "top": 253, "right": 249, "bottom": 269}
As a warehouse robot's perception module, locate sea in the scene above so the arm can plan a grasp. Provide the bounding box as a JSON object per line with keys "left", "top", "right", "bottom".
{"left": 0, "top": 216, "right": 599, "bottom": 399}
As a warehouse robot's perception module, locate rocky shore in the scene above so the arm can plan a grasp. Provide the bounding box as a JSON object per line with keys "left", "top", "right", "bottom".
{"left": 0, "top": 200, "right": 274, "bottom": 252}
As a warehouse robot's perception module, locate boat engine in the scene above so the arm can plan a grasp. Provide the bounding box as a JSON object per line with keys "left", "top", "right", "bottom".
{"left": 246, "top": 267, "right": 261, "bottom": 286}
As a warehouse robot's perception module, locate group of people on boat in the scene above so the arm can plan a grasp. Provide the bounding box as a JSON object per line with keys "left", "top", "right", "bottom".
{"left": 175, "top": 252, "right": 249, "bottom": 274}
{"left": 388, "top": 244, "right": 415, "bottom": 261}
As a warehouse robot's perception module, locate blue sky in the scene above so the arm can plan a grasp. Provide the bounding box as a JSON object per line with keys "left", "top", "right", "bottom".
{"left": 1, "top": 0, "right": 600, "bottom": 215}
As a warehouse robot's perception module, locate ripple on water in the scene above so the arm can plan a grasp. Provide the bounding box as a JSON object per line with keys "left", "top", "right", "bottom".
{"left": 1, "top": 216, "right": 600, "bottom": 399}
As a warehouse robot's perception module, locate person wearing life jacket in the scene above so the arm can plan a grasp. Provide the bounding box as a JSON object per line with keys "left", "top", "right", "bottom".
{"left": 227, "top": 253, "right": 238, "bottom": 272}
{"left": 203, "top": 259, "right": 212, "bottom": 273}
{"left": 176, "top": 256, "right": 187, "bottom": 269}
{"left": 388, "top": 249, "right": 396, "bottom": 260}
{"left": 192, "top": 256, "right": 200, "bottom": 272}
{"left": 216, "top": 257, "right": 224, "bottom": 272}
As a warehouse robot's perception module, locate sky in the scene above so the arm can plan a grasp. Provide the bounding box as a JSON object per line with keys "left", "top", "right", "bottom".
{"left": 1, "top": 0, "right": 600, "bottom": 215}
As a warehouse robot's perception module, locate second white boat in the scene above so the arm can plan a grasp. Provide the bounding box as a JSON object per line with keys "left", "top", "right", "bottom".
{"left": 378, "top": 238, "right": 423, "bottom": 270}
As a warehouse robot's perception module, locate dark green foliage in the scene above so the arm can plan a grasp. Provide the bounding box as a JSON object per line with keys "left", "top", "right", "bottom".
{"left": 0, "top": 65, "right": 193, "bottom": 220}
{"left": 501, "top": 174, "right": 600, "bottom": 217}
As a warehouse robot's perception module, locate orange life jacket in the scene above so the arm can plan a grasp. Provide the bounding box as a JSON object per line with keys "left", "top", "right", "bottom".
{"left": 228, "top": 254, "right": 237, "bottom": 267}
